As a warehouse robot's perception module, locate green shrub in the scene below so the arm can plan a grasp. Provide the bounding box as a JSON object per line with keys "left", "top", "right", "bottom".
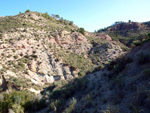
{"left": 49, "top": 99, "right": 62, "bottom": 112}
{"left": 78, "top": 71, "right": 86, "bottom": 77}
{"left": 78, "top": 28, "right": 85, "bottom": 35}
{"left": 63, "top": 98, "right": 77, "bottom": 113}
{"left": 25, "top": 9, "right": 30, "bottom": 13}
{"left": 69, "top": 21, "right": 73, "bottom": 25}
{"left": 133, "top": 40, "right": 142, "bottom": 46}
{"left": 12, "top": 104, "right": 24, "bottom": 113}
{"left": 42, "top": 12, "right": 53, "bottom": 20}
{"left": 0, "top": 90, "right": 34, "bottom": 112}
{"left": 0, "top": 90, "right": 45, "bottom": 112}
{"left": 62, "top": 84, "right": 75, "bottom": 99}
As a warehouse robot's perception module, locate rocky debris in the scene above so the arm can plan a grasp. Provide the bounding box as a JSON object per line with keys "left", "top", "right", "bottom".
{"left": 0, "top": 11, "right": 124, "bottom": 92}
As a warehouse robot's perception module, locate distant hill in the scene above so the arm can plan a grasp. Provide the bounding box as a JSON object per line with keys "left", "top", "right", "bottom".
{"left": 97, "top": 21, "right": 150, "bottom": 48}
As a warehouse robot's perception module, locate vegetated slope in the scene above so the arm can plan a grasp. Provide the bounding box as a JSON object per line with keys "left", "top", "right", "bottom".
{"left": 0, "top": 10, "right": 128, "bottom": 112}
{"left": 43, "top": 40, "right": 150, "bottom": 113}
{"left": 97, "top": 21, "right": 150, "bottom": 48}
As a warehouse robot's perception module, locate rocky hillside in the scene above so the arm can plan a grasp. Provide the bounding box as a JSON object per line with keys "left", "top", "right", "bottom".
{"left": 97, "top": 21, "right": 150, "bottom": 49}
{"left": 42, "top": 38, "right": 150, "bottom": 113}
{"left": 0, "top": 10, "right": 150, "bottom": 113}
{"left": 0, "top": 11, "right": 125, "bottom": 94}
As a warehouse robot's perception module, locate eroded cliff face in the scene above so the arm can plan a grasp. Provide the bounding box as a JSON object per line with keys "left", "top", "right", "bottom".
{"left": 0, "top": 12, "right": 124, "bottom": 92}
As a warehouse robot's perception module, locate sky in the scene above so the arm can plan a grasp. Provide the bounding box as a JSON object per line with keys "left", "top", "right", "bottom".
{"left": 0, "top": 0, "right": 150, "bottom": 32}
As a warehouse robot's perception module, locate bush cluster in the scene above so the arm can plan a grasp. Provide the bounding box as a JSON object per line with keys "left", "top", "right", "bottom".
{"left": 78, "top": 28, "right": 85, "bottom": 35}
{"left": 0, "top": 90, "right": 45, "bottom": 113}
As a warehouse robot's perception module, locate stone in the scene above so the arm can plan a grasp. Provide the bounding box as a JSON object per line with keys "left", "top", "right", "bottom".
{"left": 37, "top": 62, "right": 52, "bottom": 75}
{"left": 65, "top": 75, "right": 73, "bottom": 80}
{"left": 44, "top": 75, "right": 54, "bottom": 83}
{"left": 27, "top": 70, "right": 43, "bottom": 85}
{"left": 8, "top": 109, "right": 15, "bottom": 113}
{"left": 0, "top": 65, "right": 2, "bottom": 70}
{"left": 63, "top": 66, "right": 71, "bottom": 75}
{"left": 56, "top": 67, "right": 63, "bottom": 76}
{"left": 29, "top": 60, "right": 37, "bottom": 72}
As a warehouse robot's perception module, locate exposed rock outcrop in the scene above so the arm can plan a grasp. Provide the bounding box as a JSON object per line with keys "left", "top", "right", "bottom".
{"left": 0, "top": 11, "right": 124, "bottom": 91}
